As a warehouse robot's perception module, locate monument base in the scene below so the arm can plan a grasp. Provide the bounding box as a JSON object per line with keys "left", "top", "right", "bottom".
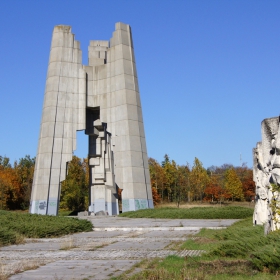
{"left": 89, "top": 185, "right": 119, "bottom": 215}
{"left": 122, "top": 199, "right": 154, "bottom": 212}
{"left": 29, "top": 198, "right": 59, "bottom": 215}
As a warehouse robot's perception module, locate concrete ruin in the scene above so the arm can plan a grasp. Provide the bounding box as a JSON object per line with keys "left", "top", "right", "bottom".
{"left": 253, "top": 116, "right": 280, "bottom": 233}
{"left": 30, "top": 23, "right": 153, "bottom": 215}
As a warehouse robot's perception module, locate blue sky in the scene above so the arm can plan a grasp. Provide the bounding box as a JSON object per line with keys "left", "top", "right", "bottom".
{"left": 0, "top": 0, "right": 280, "bottom": 169}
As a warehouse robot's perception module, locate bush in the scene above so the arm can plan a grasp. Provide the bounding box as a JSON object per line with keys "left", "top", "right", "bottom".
{"left": 0, "top": 227, "right": 18, "bottom": 246}
{"left": 0, "top": 210, "right": 93, "bottom": 246}
{"left": 199, "top": 218, "right": 280, "bottom": 273}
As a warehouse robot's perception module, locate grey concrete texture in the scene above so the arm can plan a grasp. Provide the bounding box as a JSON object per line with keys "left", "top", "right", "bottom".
{"left": 81, "top": 216, "right": 239, "bottom": 229}
{"left": 0, "top": 217, "right": 238, "bottom": 280}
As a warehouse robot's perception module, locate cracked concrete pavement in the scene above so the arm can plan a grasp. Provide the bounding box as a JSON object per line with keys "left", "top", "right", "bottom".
{"left": 0, "top": 217, "right": 238, "bottom": 279}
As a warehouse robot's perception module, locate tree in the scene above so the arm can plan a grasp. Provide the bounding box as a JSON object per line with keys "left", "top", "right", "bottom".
{"left": 149, "top": 157, "right": 165, "bottom": 202}
{"left": 242, "top": 173, "right": 255, "bottom": 201}
{"left": 204, "top": 175, "right": 230, "bottom": 203}
{"left": 0, "top": 156, "right": 11, "bottom": 169}
{"left": 0, "top": 166, "right": 21, "bottom": 209}
{"left": 161, "top": 154, "right": 170, "bottom": 168}
{"left": 235, "top": 164, "right": 255, "bottom": 201}
{"left": 152, "top": 187, "right": 161, "bottom": 206}
{"left": 224, "top": 168, "right": 244, "bottom": 201}
{"left": 162, "top": 159, "right": 177, "bottom": 202}
{"left": 14, "top": 155, "right": 35, "bottom": 209}
{"left": 190, "top": 157, "right": 209, "bottom": 202}
{"left": 174, "top": 164, "right": 190, "bottom": 207}
{"left": 60, "top": 156, "right": 88, "bottom": 212}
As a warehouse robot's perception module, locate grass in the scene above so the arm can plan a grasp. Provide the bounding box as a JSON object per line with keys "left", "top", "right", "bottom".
{"left": 0, "top": 210, "right": 93, "bottom": 246}
{"left": 112, "top": 218, "right": 280, "bottom": 279}
{"left": 119, "top": 206, "right": 253, "bottom": 219}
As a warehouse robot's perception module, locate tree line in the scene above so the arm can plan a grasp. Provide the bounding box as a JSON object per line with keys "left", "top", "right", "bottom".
{"left": 150, "top": 155, "right": 255, "bottom": 207}
{"left": 0, "top": 154, "right": 255, "bottom": 211}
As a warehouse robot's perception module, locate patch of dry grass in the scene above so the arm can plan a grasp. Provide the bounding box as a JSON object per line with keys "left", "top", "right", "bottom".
{"left": 0, "top": 260, "right": 43, "bottom": 279}
{"left": 59, "top": 237, "right": 76, "bottom": 250}
{"left": 156, "top": 201, "right": 255, "bottom": 209}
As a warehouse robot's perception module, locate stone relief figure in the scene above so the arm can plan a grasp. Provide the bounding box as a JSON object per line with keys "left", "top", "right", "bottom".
{"left": 254, "top": 117, "right": 280, "bottom": 233}
{"left": 253, "top": 144, "right": 268, "bottom": 225}
{"left": 267, "top": 132, "right": 280, "bottom": 232}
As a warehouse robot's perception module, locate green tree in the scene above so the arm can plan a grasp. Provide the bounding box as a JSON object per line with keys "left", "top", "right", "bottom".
{"left": 0, "top": 156, "right": 11, "bottom": 169}
{"left": 174, "top": 164, "right": 190, "bottom": 207}
{"left": 14, "top": 155, "right": 35, "bottom": 209}
{"left": 162, "top": 158, "right": 177, "bottom": 202}
{"left": 224, "top": 168, "right": 244, "bottom": 201}
{"left": 60, "top": 156, "right": 88, "bottom": 212}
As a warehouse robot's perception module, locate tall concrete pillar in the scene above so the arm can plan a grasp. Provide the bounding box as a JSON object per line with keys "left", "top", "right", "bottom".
{"left": 30, "top": 23, "right": 153, "bottom": 215}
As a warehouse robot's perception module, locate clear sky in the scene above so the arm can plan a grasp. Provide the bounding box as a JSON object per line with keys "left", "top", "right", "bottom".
{"left": 0, "top": 0, "right": 280, "bottom": 169}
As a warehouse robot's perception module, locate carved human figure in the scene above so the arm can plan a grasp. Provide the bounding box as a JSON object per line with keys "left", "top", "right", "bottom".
{"left": 265, "top": 133, "right": 280, "bottom": 232}
{"left": 253, "top": 147, "right": 268, "bottom": 225}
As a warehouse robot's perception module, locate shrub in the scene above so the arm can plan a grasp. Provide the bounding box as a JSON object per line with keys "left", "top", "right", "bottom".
{"left": 0, "top": 210, "right": 92, "bottom": 246}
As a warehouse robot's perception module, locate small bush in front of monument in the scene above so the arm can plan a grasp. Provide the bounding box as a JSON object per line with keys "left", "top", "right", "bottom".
{"left": 119, "top": 206, "right": 253, "bottom": 219}
{"left": 0, "top": 210, "right": 92, "bottom": 246}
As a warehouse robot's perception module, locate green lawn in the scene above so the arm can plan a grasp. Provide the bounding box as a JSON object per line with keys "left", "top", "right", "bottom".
{"left": 119, "top": 206, "right": 253, "bottom": 219}
{"left": 0, "top": 210, "right": 92, "bottom": 246}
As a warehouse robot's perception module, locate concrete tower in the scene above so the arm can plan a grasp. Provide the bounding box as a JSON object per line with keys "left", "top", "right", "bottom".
{"left": 30, "top": 23, "right": 153, "bottom": 215}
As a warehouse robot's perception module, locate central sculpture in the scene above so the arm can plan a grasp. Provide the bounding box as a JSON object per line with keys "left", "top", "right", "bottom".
{"left": 30, "top": 23, "right": 154, "bottom": 215}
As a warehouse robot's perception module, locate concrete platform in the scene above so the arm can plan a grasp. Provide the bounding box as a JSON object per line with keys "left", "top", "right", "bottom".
{"left": 0, "top": 217, "right": 238, "bottom": 279}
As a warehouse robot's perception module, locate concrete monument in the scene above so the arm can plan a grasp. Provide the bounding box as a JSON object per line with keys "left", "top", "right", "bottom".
{"left": 253, "top": 116, "right": 280, "bottom": 233}
{"left": 30, "top": 23, "right": 153, "bottom": 215}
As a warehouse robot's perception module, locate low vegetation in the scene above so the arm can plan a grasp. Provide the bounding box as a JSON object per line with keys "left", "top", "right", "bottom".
{"left": 0, "top": 210, "right": 92, "bottom": 246}
{"left": 119, "top": 206, "right": 253, "bottom": 219}
{"left": 113, "top": 218, "right": 280, "bottom": 279}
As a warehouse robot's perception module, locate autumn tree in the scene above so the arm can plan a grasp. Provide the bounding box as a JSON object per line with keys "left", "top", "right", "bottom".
{"left": 152, "top": 187, "right": 161, "bottom": 206}
{"left": 174, "top": 164, "right": 190, "bottom": 207}
{"left": 149, "top": 157, "right": 164, "bottom": 202}
{"left": 14, "top": 155, "right": 35, "bottom": 209}
{"left": 235, "top": 164, "right": 255, "bottom": 201}
{"left": 190, "top": 157, "right": 209, "bottom": 202}
{"left": 224, "top": 168, "right": 244, "bottom": 201}
{"left": 204, "top": 174, "right": 230, "bottom": 203}
{"left": 0, "top": 157, "right": 21, "bottom": 210}
{"left": 242, "top": 171, "right": 255, "bottom": 201}
{"left": 162, "top": 156, "right": 176, "bottom": 202}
